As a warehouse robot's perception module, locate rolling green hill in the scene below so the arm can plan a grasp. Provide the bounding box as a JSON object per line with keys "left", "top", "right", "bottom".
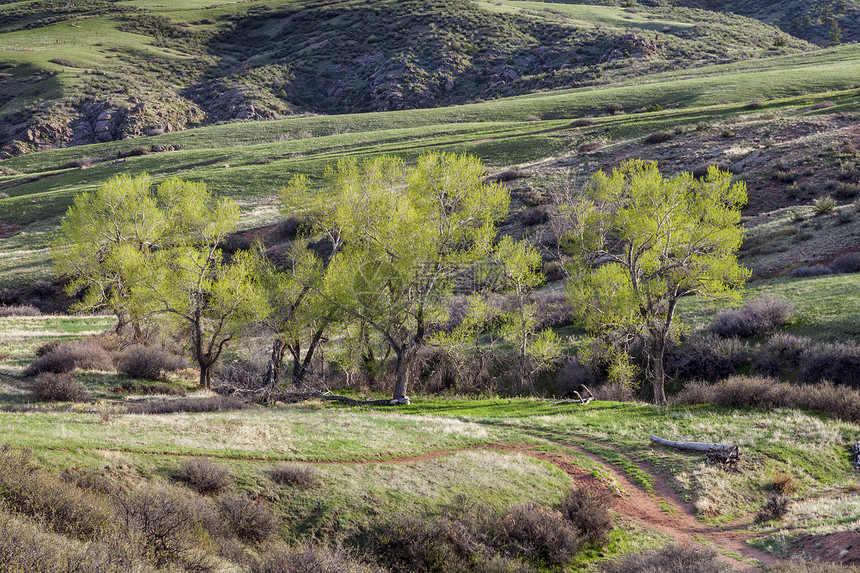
{"left": 0, "top": 0, "right": 810, "bottom": 155}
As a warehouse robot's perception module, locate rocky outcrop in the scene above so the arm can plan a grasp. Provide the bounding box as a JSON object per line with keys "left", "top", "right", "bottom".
{"left": 185, "top": 79, "right": 290, "bottom": 123}
{"left": 1, "top": 97, "right": 206, "bottom": 156}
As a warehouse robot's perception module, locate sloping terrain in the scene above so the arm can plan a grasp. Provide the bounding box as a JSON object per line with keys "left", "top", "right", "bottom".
{"left": 544, "top": 0, "right": 860, "bottom": 46}
{"left": 0, "top": 0, "right": 810, "bottom": 155}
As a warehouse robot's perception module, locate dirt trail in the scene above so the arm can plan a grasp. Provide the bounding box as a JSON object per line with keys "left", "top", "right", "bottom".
{"left": 524, "top": 436, "right": 774, "bottom": 571}
{"left": 33, "top": 432, "right": 775, "bottom": 571}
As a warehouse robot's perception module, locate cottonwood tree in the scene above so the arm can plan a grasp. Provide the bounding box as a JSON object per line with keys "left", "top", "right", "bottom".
{"left": 53, "top": 173, "right": 163, "bottom": 338}
{"left": 255, "top": 243, "right": 334, "bottom": 392}
{"left": 130, "top": 179, "right": 268, "bottom": 390}
{"left": 284, "top": 153, "right": 509, "bottom": 402}
{"left": 492, "top": 237, "right": 561, "bottom": 395}
{"left": 56, "top": 174, "right": 266, "bottom": 390}
{"left": 564, "top": 160, "right": 749, "bottom": 405}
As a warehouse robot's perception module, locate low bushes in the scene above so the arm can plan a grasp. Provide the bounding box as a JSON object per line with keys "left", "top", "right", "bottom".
{"left": 251, "top": 545, "right": 383, "bottom": 573}
{"left": 0, "top": 304, "right": 40, "bottom": 317}
{"left": 24, "top": 339, "right": 113, "bottom": 376}
{"left": 494, "top": 502, "right": 581, "bottom": 566}
{"left": 0, "top": 446, "right": 113, "bottom": 539}
{"left": 125, "top": 395, "right": 248, "bottom": 415}
{"left": 117, "top": 345, "right": 185, "bottom": 382}
{"left": 218, "top": 494, "right": 279, "bottom": 543}
{"left": 370, "top": 489, "right": 601, "bottom": 573}
{"left": 710, "top": 295, "right": 794, "bottom": 338}
{"left": 560, "top": 488, "right": 614, "bottom": 545}
{"left": 271, "top": 463, "right": 320, "bottom": 489}
{"left": 179, "top": 458, "right": 231, "bottom": 495}
{"left": 32, "top": 372, "right": 88, "bottom": 402}
{"left": 673, "top": 376, "right": 860, "bottom": 423}
{"left": 600, "top": 544, "right": 730, "bottom": 573}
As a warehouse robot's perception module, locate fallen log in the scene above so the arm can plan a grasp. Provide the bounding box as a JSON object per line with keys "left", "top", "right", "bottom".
{"left": 650, "top": 435, "right": 741, "bottom": 470}
{"left": 649, "top": 435, "right": 735, "bottom": 452}
{"left": 551, "top": 385, "right": 595, "bottom": 406}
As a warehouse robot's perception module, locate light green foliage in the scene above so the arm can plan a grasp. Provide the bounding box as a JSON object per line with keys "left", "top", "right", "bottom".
{"left": 132, "top": 180, "right": 267, "bottom": 389}
{"left": 53, "top": 174, "right": 163, "bottom": 334}
{"left": 285, "top": 153, "right": 510, "bottom": 399}
{"left": 55, "top": 174, "right": 267, "bottom": 389}
{"left": 254, "top": 242, "right": 333, "bottom": 389}
{"left": 493, "top": 236, "right": 560, "bottom": 394}
{"left": 565, "top": 160, "right": 749, "bottom": 404}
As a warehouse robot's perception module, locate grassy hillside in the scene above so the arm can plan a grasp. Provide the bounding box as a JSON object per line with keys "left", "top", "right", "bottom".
{"left": 540, "top": 0, "right": 860, "bottom": 46}
{"left": 0, "top": 0, "right": 810, "bottom": 155}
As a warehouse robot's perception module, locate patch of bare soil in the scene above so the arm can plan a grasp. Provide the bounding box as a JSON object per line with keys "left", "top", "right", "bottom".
{"left": 796, "top": 531, "right": 860, "bottom": 566}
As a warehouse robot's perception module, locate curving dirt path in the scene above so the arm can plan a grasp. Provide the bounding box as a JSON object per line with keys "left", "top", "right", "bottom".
{"left": 35, "top": 434, "right": 776, "bottom": 571}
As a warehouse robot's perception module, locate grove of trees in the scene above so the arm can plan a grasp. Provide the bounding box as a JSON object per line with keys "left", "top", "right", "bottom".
{"left": 53, "top": 155, "right": 748, "bottom": 404}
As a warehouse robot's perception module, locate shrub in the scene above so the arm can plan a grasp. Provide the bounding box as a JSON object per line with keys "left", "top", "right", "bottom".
{"left": 835, "top": 182, "right": 860, "bottom": 199}
{"left": 528, "top": 290, "right": 574, "bottom": 329}
{"left": 591, "top": 383, "right": 635, "bottom": 402}
{"left": 251, "top": 545, "right": 382, "bottom": 573}
{"left": 0, "top": 304, "right": 40, "bottom": 317}
{"left": 813, "top": 195, "right": 837, "bottom": 215}
{"left": 493, "top": 503, "right": 581, "bottom": 565}
{"left": 709, "top": 295, "right": 794, "bottom": 338}
{"left": 560, "top": 488, "right": 613, "bottom": 545}
{"left": 116, "top": 483, "right": 217, "bottom": 569}
{"left": 25, "top": 339, "right": 113, "bottom": 376}
{"left": 521, "top": 207, "right": 550, "bottom": 226}
{"left": 644, "top": 130, "right": 672, "bottom": 144}
{"left": 773, "top": 169, "right": 798, "bottom": 183}
{"left": 276, "top": 216, "right": 306, "bottom": 239}
{"left": 570, "top": 118, "right": 594, "bottom": 127}
{"left": 790, "top": 265, "right": 833, "bottom": 277}
{"left": 271, "top": 463, "right": 319, "bottom": 489}
{"left": 769, "top": 560, "right": 860, "bottom": 572}
{"left": 756, "top": 496, "right": 788, "bottom": 523}
{"left": 555, "top": 359, "right": 600, "bottom": 398}
{"left": 218, "top": 494, "right": 278, "bottom": 542}
{"left": 64, "top": 156, "right": 98, "bottom": 169}
{"left": 35, "top": 339, "right": 62, "bottom": 356}
{"left": 125, "top": 395, "right": 247, "bottom": 415}
{"left": 32, "top": 372, "right": 88, "bottom": 402}
{"left": 371, "top": 513, "right": 471, "bottom": 573}
{"left": 118, "top": 346, "right": 185, "bottom": 381}
{"left": 751, "top": 333, "right": 810, "bottom": 378}
{"left": 600, "top": 544, "right": 730, "bottom": 573}
{"left": 578, "top": 139, "right": 605, "bottom": 153}
{"left": 0, "top": 192, "right": 9, "bottom": 199}
{"left": 605, "top": 103, "right": 623, "bottom": 115}
{"left": 801, "top": 341, "right": 860, "bottom": 388}
{"left": 748, "top": 98, "right": 765, "bottom": 108}
{"left": 0, "top": 446, "right": 113, "bottom": 539}
{"left": 179, "top": 458, "right": 231, "bottom": 495}
{"left": 667, "top": 334, "right": 748, "bottom": 382}
{"left": 771, "top": 470, "right": 800, "bottom": 494}
{"left": 111, "top": 381, "right": 187, "bottom": 396}
{"left": 673, "top": 376, "right": 860, "bottom": 424}
{"left": 829, "top": 252, "right": 860, "bottom": 274}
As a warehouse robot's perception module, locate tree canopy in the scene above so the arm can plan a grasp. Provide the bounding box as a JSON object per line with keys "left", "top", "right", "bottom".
{"left": 283, "top": 152, "right": 510, "bottom": 401}
{"left": 564, "top": 160, "right": 749, "bottom": 404}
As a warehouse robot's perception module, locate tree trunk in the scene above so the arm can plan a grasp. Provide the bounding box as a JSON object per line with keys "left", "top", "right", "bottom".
{"left": 649, "top": 333, "right": 668, "bottom": 406}
{"left": 199, "top": 360, "right": 212, "bottom": 390}
{"left": 261, "top": 339, "right": 286, "bottom": 391}
{"left": 392, "top": 349, "right": 408, "bottom": 400}
{"left": 652, "top": 354, "right": 666, "bottom": 406}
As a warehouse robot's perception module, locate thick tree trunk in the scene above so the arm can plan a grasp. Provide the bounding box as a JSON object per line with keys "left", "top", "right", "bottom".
{"left": 652, "top": 355, "right": 667, "bottom": 406}
{"left": 392, "top": 349, "right": 408, "bottom": 400}
{"left": 199, "top": 361, "right": 212, "bottom": 390}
